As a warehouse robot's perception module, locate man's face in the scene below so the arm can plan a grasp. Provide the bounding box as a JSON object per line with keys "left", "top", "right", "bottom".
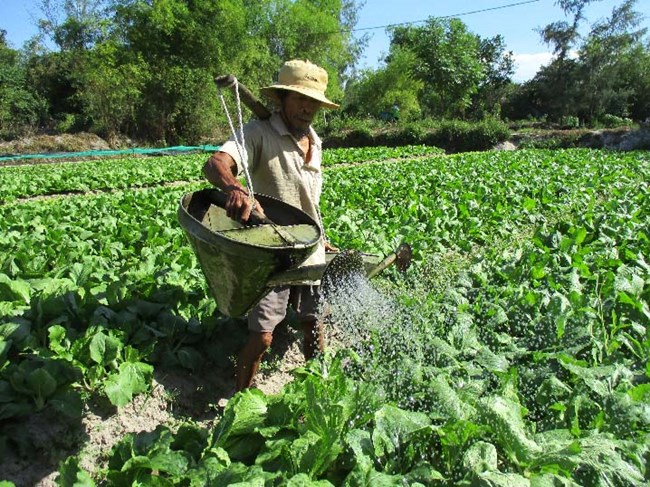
{"left": 281, "top": 91, "right": 321, "bottom": 134}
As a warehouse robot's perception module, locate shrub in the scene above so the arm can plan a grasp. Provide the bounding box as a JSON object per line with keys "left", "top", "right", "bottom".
{"left": 425, "top": 118, "right": 510, "bottom": 153}
{"left": 321, "top": 116, "right": 509, "bottom": 152}
{"left": 0, "top": 67, "right": 48, "bottom": 140}
{"left": 559, "top": 115, "right": 580, "bottom": 129}
{"left": 599, "top": 114, "right": 633, "bottom": 129}
{"left": 318, "top": 115, "right": 381, "bottom": 136}
{"left": 518, "top": 133, "right": 582, "bottom": 150}
{"left": 55, "top": 113, "right": 79, "bottom": 134}
{"left": 375, "top": 122, "right": 427, "bottom": 146}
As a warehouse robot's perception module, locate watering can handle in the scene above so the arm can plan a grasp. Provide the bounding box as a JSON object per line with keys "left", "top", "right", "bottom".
{"left": 210, "top": 187, "right": 274, "bottom": 226}
{"left": 248, "top": 207, "right": 275, "bottom": 226}
{"left": 366, "top": 243, "right": 412, "bottom": 278}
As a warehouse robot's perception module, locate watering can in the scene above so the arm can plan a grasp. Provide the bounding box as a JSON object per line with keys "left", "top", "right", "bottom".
{"left": 178, "top": 188, "right": 412, "bottom": 317}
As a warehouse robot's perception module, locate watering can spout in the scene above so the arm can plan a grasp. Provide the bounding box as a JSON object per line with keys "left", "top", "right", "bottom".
{"left": 367, "top": 243, "right": 412, "bottom": 278}
{"left": 267, "top": 243, "right": 412, "bottom": 287}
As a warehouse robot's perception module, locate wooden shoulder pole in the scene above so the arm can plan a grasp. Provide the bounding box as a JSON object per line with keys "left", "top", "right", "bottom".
{"left": 214, "top": 74, "right": 272, "bottom": 120}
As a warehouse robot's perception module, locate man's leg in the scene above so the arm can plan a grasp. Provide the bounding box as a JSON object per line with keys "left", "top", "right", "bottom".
{"left": 236, "top": 331, "right": 273, "bottom": 391}
{"left": 301, "top": 319, "right": 324, "bottom": 361}
{"left": 236, "top": 286, "right": 290, "bottom": 391}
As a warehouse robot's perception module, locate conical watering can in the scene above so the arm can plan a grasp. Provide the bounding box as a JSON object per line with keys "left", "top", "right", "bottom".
{"left": 178, "top": 188, "right": 412, "bottom": 317}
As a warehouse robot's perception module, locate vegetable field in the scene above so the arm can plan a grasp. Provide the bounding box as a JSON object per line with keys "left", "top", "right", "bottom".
{"left": 1, "top": 147, "right": 648, "bottom": 486}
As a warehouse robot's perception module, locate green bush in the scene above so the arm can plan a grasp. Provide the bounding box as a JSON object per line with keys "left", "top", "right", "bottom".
{"left": 518, "top": 133, "right": 582, "bottom": 150}
{"left": 0, "top": 65, "right": 47, "bottom": 140}
{"left": 559, "top": 115, "right": 580, "bottom": 129}
{"left": 54, "top": 113, "right": 79, "bottom": 134}
{"left": 425, "top": 118, "right": 510, "bottom": 153}
{"left": 321, "top": 116, "right": 382, "bottom": 147}
{"left": 319, "top": 115, "right": 381, "bottom": 136}
{"left": 374, "top": 122, "right": 426, "bottom": 146}
{"left": 322, "top": 117, "right": 510, "bottom": 152}
{"left": 396, "top": 122, "right": 427, "bottom": 145}
{"left": 599, "top": 114, "right": 633, "bottom": 128}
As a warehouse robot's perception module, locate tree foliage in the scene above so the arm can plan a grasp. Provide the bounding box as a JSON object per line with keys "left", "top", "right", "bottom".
{"left": 37, "top": 0, "right": 113, "bottom": 50}
{"left": 0, "top": 31, "right": 47, "bottom": 139}
{"left": 1, "top": 0, "right": 649, "bottom": 141}
{"left": 346, "top": 17, "right": 514, "bottom": 121}
{"left": 510, "top": 0, "right": 649, "bottom": 124}
{"left": 76, "top": 41, "right": 148, "bottom": 139}
{"left": 2, "top": 0, "right": 366, "bottom": 144}
{"left": 344, "top": 48, "right": 423, "bottom": 120}
{"left": 471, "top": 35, "right": 515, "bottom": 119}
{"left": 388, "top": 18, "right": 485, "bottom": 119}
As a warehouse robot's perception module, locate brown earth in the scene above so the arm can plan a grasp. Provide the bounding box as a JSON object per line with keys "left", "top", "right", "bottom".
{"left": 0, "top": 133, "right": 113, "bottom": 157}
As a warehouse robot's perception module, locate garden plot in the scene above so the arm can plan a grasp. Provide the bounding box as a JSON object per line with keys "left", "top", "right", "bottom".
{"left": 1, "top": 148, "right": 648, "bottom": 485}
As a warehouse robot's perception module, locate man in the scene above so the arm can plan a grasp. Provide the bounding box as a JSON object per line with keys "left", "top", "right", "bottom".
{"left": 203, "top": 59, "right": 339, "bottom": 391}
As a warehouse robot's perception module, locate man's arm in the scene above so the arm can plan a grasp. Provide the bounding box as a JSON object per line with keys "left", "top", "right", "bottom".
{"left": 203, "top": 151, "right": 259, "bottom": 222}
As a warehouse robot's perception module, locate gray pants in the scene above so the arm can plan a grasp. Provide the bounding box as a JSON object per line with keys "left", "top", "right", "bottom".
{"left": 247, "top": 285, "right": 320, "bottom": 332}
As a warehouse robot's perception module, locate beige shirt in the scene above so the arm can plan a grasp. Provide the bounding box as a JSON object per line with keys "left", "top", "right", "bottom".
{"left": 219, "top": 113, "right": 326, "bottom": 269}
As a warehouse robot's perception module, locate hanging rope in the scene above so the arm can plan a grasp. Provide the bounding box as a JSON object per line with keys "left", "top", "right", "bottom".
{"left": 217, "top": 78, "right": 256, "bottom": 210}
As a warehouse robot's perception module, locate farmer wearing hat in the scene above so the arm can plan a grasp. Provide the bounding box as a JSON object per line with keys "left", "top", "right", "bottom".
{"left": 203, "top": 59, "right": 339, "bottom": 392}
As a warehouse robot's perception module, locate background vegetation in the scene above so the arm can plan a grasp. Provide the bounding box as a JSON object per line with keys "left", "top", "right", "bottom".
{"left": 0, "top": 0, "right": 649, "bottom": 145}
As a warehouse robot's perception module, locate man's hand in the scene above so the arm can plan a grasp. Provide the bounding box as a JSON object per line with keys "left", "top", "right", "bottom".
{"left": 204, "top": 152, "right": 265, "bottom": 223}
{"left": 224, "top": 185, "right": 263, "bottom": 223}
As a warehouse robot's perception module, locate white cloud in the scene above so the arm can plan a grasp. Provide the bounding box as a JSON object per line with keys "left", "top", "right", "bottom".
{"left": 512, "top": 52, "right": 554, "bottom": 82}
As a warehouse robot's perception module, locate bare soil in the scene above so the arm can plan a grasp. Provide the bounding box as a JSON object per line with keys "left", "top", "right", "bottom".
{"left": 0, "top": 133, "right": 112, "bottom": 159}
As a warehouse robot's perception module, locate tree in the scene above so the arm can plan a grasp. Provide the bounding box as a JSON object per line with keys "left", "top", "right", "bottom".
{"left": 388, "top": 18, "right": 485, "bottom": 119}
{"left": 343, "top": 48, "right": 423, "bottom": 120}
{"left": 3, "top": 0, "right": 367, "bottom": 142}
{"left": 470, "top": 35, "right": 515, "bottom": 119}
{"left": 76, "top": 41, "right": 148, "bottom": 140}
{"left": 524, "top": 0, "right": 599, "bottom": 123}
{"left": 625, "top": 42, "right": 650, "bottom": 121}
{"left": 575, "top": 0, "right": 647, "bottom": 121}
{"left": 256, "top": 0, "right": 366, "bottom": 100}
{"left": 110, "top": 0, "right": 237, "bottom": 142}
{"left": 10, "top": 0, "right": 118, "bottom": 134}
{"left": 111, "top": 0, "right": 365, "bottom": 143}
{"left": 522, "top": 0, "right": 649, "bottom": 124}
{"left": 537, "top": 0, "right": 599, "bottom": 61}
{"left": 37, "top": 0, "right": 113, "bottom": 51}
{"left": 0, "top": 30, "right": 48, "bottom": 138}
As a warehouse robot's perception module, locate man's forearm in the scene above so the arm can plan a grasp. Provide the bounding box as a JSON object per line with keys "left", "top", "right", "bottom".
{"left": 203, "top": 152, "right": 244, "bottom": 191}
{"left": 203, "top": 151, "right": 260, "bottom": 221}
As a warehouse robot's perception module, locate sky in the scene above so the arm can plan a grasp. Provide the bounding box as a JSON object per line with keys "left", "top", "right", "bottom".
{"left": 1, "top": 0, "right": 648, "bottom": 82}
{"left": 353, "top": 0, "right": 649, "bottom": 81}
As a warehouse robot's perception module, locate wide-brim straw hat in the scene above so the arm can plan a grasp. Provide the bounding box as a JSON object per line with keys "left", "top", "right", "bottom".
{"left": 260, "top": 59, "right": 339, "bottom": 109}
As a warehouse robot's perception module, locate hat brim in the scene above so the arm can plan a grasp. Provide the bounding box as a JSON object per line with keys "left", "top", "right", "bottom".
{"left": 260, "top": 85, "right": 339, "bottom": 109}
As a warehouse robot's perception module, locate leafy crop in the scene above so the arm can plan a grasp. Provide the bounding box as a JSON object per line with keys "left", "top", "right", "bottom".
{"left": 0, "top": 148, "right": 648, "bottom": 484}
{"left": 49, "top": 324, "right": 154, "bottom": 407}
{"left": 0, "top": 145, "right": 440, "bottom": 202}
{"left": 322, "top": 145, "right": 443, "bottom": 167}
{"left": 0, "top": 154, "right": 207, "bottom": 202}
